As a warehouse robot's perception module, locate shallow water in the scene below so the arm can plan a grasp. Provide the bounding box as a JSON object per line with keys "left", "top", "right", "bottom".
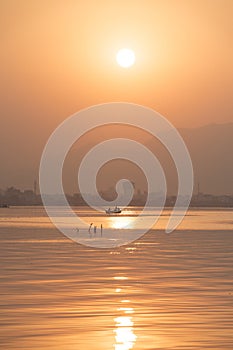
{"left": 0, "top": 206, "right": 232, "bottom": 231}
{"left": 0, "top": 207, "right": 233, "bottom": 349}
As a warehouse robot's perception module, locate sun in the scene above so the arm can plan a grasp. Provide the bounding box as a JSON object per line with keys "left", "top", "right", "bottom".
{"left": 116, "top": 48, "right": 135, "bottom": 68}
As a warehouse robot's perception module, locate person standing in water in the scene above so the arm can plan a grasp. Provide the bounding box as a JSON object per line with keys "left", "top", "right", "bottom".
{"left": 88, "top": 223, "right": 93, "bottom": 233}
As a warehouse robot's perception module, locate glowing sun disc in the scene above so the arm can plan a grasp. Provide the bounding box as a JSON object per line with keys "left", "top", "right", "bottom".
{"left": 116, "top": 48, "right": 135, "bottom": 68}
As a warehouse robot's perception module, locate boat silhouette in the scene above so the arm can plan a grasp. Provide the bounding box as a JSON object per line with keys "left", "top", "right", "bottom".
{"left": 105, "top": 206, "right": 121, "bottom": 214}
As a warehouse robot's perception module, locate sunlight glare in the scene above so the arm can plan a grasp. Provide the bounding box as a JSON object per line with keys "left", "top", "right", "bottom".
{"left": 111, "top": 218, "right": 132, "bottom": 229}
{"left": 116, "top": 48, "right": 135, "bottom": 68}
{"left": 114, "top": 316, "right": 137, "bottom": 350}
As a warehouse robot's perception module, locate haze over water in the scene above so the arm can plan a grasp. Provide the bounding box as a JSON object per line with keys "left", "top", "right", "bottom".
{"left": 1, "top": 1, "right": 233, "bottom": 349}
{"left": 1, "top": 207, "right": 233, "bottom": 349}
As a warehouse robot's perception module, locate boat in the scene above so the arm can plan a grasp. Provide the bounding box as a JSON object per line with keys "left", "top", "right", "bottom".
{"left": 0, "top": 204, "right": 9, "bottom": 208}
{"left": 105, "top": 206, "right": 122, "bottom": 214}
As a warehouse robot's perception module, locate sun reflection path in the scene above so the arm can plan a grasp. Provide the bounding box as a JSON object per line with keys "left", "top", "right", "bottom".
{"left": 113, "top": 284, "right": 137, "bottom": 350}
{"left": 114, "top": 316, "right": 137, "bottom": 350}
{"left": 111, "top": 217, "right": 134, "bottom": 230}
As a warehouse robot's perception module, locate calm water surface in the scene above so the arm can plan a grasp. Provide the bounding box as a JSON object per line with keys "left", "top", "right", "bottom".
{"left": 0, "top": 207, "right": 233, "bottom": 349}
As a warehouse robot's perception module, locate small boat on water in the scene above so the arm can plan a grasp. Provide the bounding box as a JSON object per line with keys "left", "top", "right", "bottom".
{"left": 105, "top": 206, "right": 122, "bottom": 214}
{"left": 0, "top": 204, "right": 9, "bottom": 208}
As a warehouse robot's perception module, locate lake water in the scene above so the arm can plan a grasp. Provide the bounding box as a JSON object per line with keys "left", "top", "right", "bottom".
{"left": 0, "top": 207, "right": 233, "bottom": 349}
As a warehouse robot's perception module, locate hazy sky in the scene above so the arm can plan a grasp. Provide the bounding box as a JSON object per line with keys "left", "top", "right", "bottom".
{"left": 1, "top": 0, "right": 233, "bottom": 190}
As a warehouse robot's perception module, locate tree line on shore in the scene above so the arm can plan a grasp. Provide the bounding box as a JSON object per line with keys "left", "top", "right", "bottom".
{"left": 0, "top": 186, "right": 233, "bottom": 207}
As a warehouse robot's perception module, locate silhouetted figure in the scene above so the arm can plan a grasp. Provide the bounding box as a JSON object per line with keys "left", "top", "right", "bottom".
{"left": 88, "top": 223, "right": 93, "bottom": 233}
{"left": 94, "top": 226, "right": 97, "bottom": 234}
{"left": 100, "top": 224, "right": 103, "bottom": 236}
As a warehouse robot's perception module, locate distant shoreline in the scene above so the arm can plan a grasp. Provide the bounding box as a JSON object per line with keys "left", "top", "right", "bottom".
{"left": 1, "top": 205, "right": 232, "bottom": 209}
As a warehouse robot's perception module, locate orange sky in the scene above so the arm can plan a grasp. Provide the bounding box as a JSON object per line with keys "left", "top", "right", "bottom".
{"left": 0, "top": 0, "right": 233, "bottom": 190}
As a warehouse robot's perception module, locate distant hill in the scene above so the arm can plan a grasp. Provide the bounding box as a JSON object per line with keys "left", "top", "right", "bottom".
{"left": 1, "top": 123, "right": 232, "bottom": 196}
{"left": 63, "top": 122, "right": 233, "bottom": 196}
{"left": 179, "top": 123, "right": 233, "bottom": 195}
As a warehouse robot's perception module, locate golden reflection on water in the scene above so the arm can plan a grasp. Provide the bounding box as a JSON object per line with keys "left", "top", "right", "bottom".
{"left": 110, "top": 217, "right": 134, "bottom": 229}
{"left": 117, "top": 307, "right": 134, "bottom": 314}
{"left": 1, "top": 208, "right": 233, "bottom": 350}
{"left": 113, "top": 276, "right": 129, "bottom": 281}
{"left": 114, "top": 283, "right": 137, "bottom": 350}
{"left": 114, "top": 315, "right": 137, "bottom": 350}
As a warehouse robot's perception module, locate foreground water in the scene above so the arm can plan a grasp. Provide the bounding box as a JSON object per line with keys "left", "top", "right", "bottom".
{"left": 0, "top": 207, "right": 233, "bottom": 349}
